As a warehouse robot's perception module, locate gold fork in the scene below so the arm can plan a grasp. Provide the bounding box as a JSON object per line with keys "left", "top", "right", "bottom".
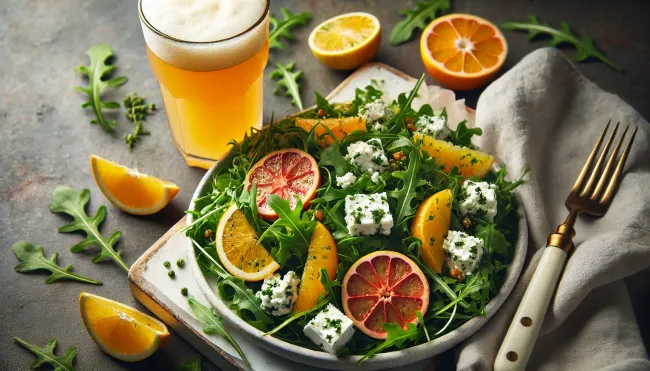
{"left": 494, "top": 121, "right": 638, "bottom": 371}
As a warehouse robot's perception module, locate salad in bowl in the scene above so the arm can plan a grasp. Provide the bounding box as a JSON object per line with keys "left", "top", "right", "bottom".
{"left": 185, "top": 74, "right": 527, "bottom": 368}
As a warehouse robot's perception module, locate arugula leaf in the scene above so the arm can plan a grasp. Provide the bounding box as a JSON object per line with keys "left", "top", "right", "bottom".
{"left": 74, "top": 44, "right": 128, "bottom": 132}
{"left": 390, "top": 0, "right": 451, "bottom": 45}
{"left": 12, "top": 241, "right": 102, "bottom": 285}
{"left": 501, "top": 14, "right": 621, "bottom": 71}
{"left": 345, "top": 82, "right": 385, "bottom": 116}
{"left": 319, "top": 141, "right": 351, "bottom": 176}
{"left": 124, "top": 92, "right": 155, "bottom": 150}
{"left": 270, "top": 62, "right": 304, "bottom": 111}
{"left": 320, "top": 267, "right": 341, "bottom": 309}
{"left": 218, "top": 277, "right": 274, "bottom": 331}
{"left": 269, "top": 8, "right": 312, "bottom": 50}
{"left": 388, "top": 139, "right": 425, "bottom": 227}
{"left": 416, "top": 311, "right": 430, "bottom": 342}
{"left": 48, "top": 186, "right": 129, "bottom": 273}
{"left": 449, "top": 120, "right": 482, "bottom": 147}
{"left": 476, "top": 222, "right": 509, "bottom": 257}
{"left": 14, "top": 337, "right": 77, "bottom": 371}
{"left": 263, "top": 195, "right": 316, "bottom": 265}
{"left": 178, "top": 356, "right": 201, "bottom": 371}
{"left": 187, "top": 297, "right": 250, "bottom": 366}
{"left": 264, "top": 297, "right": 329, "bottom": 336}
{"left": 359, "top": 323, "right": 420, "bottom": 362}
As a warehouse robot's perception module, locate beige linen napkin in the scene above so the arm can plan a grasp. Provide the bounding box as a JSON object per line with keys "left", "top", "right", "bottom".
{"left": 456, "top": 48, "right": 650, "bottom": 370}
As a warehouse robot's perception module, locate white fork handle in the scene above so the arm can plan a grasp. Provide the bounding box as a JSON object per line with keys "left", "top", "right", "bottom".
{"left": 494, "top": 246, "right": 567, "bottom": 371}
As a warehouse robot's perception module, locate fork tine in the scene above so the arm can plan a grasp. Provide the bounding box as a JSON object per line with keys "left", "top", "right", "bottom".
{"left": 571, "top": 120, "right": 610, "bottom": 194}
{"left": 580, "top": 121, "right": 619, "bottom": 197}
{"left": 591, "top": 125, "right": 629, "bottom": 201}
{"left": 599, "top": 126, "right": 637, "bottom": 205}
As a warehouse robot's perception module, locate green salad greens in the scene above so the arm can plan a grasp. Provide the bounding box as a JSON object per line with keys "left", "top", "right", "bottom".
{"left": 185, "top": 75, "right": 526, "bottom": 360}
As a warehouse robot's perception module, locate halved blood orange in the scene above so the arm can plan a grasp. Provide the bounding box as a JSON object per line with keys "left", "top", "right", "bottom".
{"left": 245, "top": 149, "right": 320, "bottom": 219}
{"left": 342, "top": 251, "right": 429, "bottom": 339}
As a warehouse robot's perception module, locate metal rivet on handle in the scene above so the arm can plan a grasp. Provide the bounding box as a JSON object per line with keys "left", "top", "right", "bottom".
{"left": 520, "top": 317, "right": 532, "bottom": 327}
{"left": 506, "top": 352, "right": 518, "bottom": 362}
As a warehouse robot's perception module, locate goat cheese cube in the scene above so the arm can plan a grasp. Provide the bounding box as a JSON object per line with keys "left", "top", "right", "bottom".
{"left": 304, "top": 304, "right": 355, "bottom": 354}
{"left": 359, "top": 99, "right": 388, "bottom": 123}
{"left": 459, "top": 180, "right": 498, "bottom": 223}
{"left": 344, "top": 192, "right": 393, "bottom": 236}
{"left": 443, "top": 230, "right": 484, "bottom": 277}
{"left": 345, "top": 138, "right": 388, "bottom": 183}
{"left": 256, "top": 271, "right": 300, "bottom": 316}
{"left": 416, "top": 114, "right": 450, "bottom": 140}
{"left": 336, "top": 172, "right": 357, "bottom": 189}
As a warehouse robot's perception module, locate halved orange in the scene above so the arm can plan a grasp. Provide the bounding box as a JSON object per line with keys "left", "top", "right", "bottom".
{"left": 308, "top": 12, "right": 381, "bottom": 70}
{"left": 90, "top": 155, "right": 179, "bottom": 215}
{"left": 245, "top": 149, "right": 320, "bottom": 219}
{"left": 294, "top": 222, "right": 338, "bottom": 312}
{"left": 410, "top": 189, "right": 452, "bottom": 273}
{"left": 342, "top": 251, "right": 429, "bottom": 339}
{"left": 414, "top": 133, "right": 494, "bottom": 179}
{"left": 295, "top": 117, "right": 367, "bottom": 146}
{"left": 216, "top": 204, "right": 280, "bottom": 281}
{"left": 420, "top": 14, "right": 507, "bottom": 90}
{"left": 79, "top": 292, "right": 169, "bottom": 362}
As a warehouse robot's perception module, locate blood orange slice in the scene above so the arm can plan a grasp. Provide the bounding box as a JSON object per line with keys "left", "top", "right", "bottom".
{"left": 245, "top": 149, "right": 320, "bottom": 219}
{"left": 342, "top": 251, "right": 429, "bottom": 339}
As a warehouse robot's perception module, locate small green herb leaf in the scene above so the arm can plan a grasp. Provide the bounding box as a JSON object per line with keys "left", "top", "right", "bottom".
{"left": 264, "top": 297, "right": 329, "bottom": 336}
{"left": 14, "top": 337, "right": 77, "bottom": 371}
{"left": 449, "top": 120, "right": 482, "bottom": 148}
{"left": 269, "top": 8, "right": 312, "bottom": 50}
{"left": 388, "top": 140, "right": 425, "bottom": 227}
{"left": 264, "top": 194, "right": 317, "bottom": 264}
{"left": 187, "top": 297, "right": 250, "bottom": 366}
{"left": 12, "top": 241, "right": 102, "bottom": 285}
{"left": 75, "top": 44, "right": 128, "bottom": 132}
{"left": 501, "top": 14, "right": 621, "bottom": 71}
{"left": 270, "top": 62, "right": 304, "bottom": 111}
{"left": 359, "top": 322, "right": 420, "bottom": 362}
{"left": 319, "top": 141, "right": 351, "bottom": 176}
{"left": 178, "top": 355, "right": 201, "bottom": 371}
{"left": 48, "top": 186, "right": 129, "bottom": 273}
{"left": 320, "top": 267, "right": 341, "bottom": 309}
{"left": 390, "top": 0, "right": 451, "bottom": 45}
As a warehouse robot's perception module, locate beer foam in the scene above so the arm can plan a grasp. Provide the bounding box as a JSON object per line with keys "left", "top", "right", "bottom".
{"left": 140, "top": 0, "right": 268, "bottom": 71}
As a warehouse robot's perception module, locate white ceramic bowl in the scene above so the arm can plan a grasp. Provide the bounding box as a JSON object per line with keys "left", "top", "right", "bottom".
{"left": 187, "top": 153, "right": 528, "bottom": 370}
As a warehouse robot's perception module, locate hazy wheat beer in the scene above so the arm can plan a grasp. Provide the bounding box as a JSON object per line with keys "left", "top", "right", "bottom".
{"left": 139, "top": 0, "right": 269, "bottom": 168}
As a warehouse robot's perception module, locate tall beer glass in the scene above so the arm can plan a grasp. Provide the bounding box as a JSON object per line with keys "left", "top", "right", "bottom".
{"left": 138, "top": 0, "right": 270, "bottom": 169}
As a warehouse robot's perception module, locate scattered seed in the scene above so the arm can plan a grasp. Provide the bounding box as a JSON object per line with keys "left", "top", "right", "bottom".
{"left": 406, "top": 123, "right": 417, "bottom": 131}
{"left": 180, "top": 287, "right": 188, "bottom": 296}
{"left": 203, "top": 229, "right": 213, "bottom": 239}
{"left": 168, "top": 270, "right": 176, "bottom": 278}
{"left": 163, "top": 261, "right": 171, "bottom": 269}
{"left": 393, "top": 151, "right": 404, "bottom": 161}
{"left": 177, "top": 259, "right": 185, "bottom": 268}
{"left": 315, "top": 209, "right": 324, "bottom": 222}
{"left": 462, "top": 217, "right": 472, "bottom": 229}
{"left": 317, "top": 108, "right": 326, "bottom": 118}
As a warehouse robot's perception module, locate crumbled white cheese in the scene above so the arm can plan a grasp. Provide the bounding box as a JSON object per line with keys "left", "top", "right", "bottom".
{"left": 459, "top": 180, "right": 498, "bottom": 223}
{"left": 370, "top": 171, "right": 381, "bottom": 184}
{"left": 304, "top": 304, "right": 355, "bottom": 354}
{"left": 359, "top": 99, "right": 388, "bottom": 123}
{"left": 256, "top": 271, "right": 300, "bottom": 316}
{"left": 345, "top": 138, "right": 388, "bottom": 183}
{"left": 416, "top": 114, "right": 450, "bottom": 139}
{"left": 336, "top": 172, "right": 357, "bottom": 189}
{"left": 443, "top": 230, "right": 484, "bottom": 276}
{"left": 344, "top": 192, "right": 393, "bottom": 236}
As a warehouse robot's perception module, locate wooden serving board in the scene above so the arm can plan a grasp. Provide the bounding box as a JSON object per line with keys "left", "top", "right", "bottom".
{"left": 128, "top": 63, "right": 457, "bottom": 371}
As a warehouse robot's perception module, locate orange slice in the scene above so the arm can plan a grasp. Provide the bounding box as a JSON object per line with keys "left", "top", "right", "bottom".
{"left": 295, "top": 117, "right": 367, "bottom": 146}
{"left": 341, "top": 251, "right": 429, "bottom": 339}
{"left": 308, "top": 12, "right": 381, "bottom": 70}
{"left": 90, "top": 155, "right": 179, "bottom": 215}
{"left": 410, "top": 189, "right": 452, "bottom": 273}
{"left": 414, "top": 133, "right": 494, "bottom": 179}
{"left": 79, "top": 292, "right": 169, "bottom": 362}
{"left": 294, "top": 222, "right": 339, "bottom": 312}
{"left": 216, "top": 203, "right": 280, "bottom": 281}
{"left": 420, "top": 14, "right": 507, "bottom": 90}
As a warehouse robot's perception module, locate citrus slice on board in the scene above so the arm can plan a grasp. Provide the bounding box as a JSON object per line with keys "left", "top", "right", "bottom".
{"left": 410, "top": 189, "right": 453, "bottom": 273}
{"left": 414, "top": 133, "right": 494, "bottom": 179}
{"left": 295, "top": 117, "right": 367, "bottom": 146}
{"left": 90, "top": 155, "right": 179, "bottom": 215}
{"left": 308, "top": 12, "right": 381, "bottom": 70}
{"left": 294, "top": 222, "right": 339, "bottom": 312}
{"left": 79, "top": 292, "right": 169, "bottom": 362}
{"left": 216, "top": 203, "right": 280, "bottom": 281}
{"left": 342, "top": 251, "right": 429, "bottom": 339}
{"left": 245, "top": 149, "right": 320, "bottom": 219}
{"left": 420, "top": 14, "right": 507, "bottom": 90}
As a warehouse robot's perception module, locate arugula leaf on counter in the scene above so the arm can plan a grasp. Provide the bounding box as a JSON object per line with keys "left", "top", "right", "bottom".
{"left": 501, "top": 14, "right": 622, "bottom": 71}
{"left": 75, "top": 44, "right": 128, "bottom": 132}
{"left": 12, "top": 241, "right": 102, "bottom": 285}
{"left": 48, "top": 186, "right": 129, "bottom": 273}
{"left": 14, "top": 337, "right": 77, "bottom": 371}
{"left": 390, "top": 0, "right": 451, "bottom": 45}
{"left": 178, "top": 356, "right": 201, "bottom": 371}
{"left": 269, "top": 8, "right": 313, "bottom": 50}
{"left": 359, "top": 323, "right": 420, "bottom": 362}
{"left": 124, "top": 92, "right": 156, "bottom": 150}
{"left": 187, "top": 297, "right": 250, "bottom": 366}
{"left": 270, "top": 62, "right": 304, "bottom": 111}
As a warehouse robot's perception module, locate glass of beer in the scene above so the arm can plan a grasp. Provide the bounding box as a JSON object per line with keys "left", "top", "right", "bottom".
{"left": 138, "top": 0, "right": 270, "bottom": 169}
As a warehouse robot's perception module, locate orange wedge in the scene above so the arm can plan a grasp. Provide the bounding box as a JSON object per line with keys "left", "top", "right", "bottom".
{"left": 410, "top": 190, "right": 452, "bottom": 273}
{"left": 420, "top": 14, "right": 507, "bottom": 90}
{"left": 90, "top": 155, "right": 179, "bottom": 215}
{"left": 216, "top": 203, "right": 280, "bottom": 281}
{"left": 295, "top": 117, "right": 367, "bottom": 146}
{"left": 79, "top": 292, "right": 169, "bottom": 362}
{"left": 308, "top": 12, "right": 381, "bottom": 70}
{"left": 415, "top": 133, "right": 494, "bottom": 179}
